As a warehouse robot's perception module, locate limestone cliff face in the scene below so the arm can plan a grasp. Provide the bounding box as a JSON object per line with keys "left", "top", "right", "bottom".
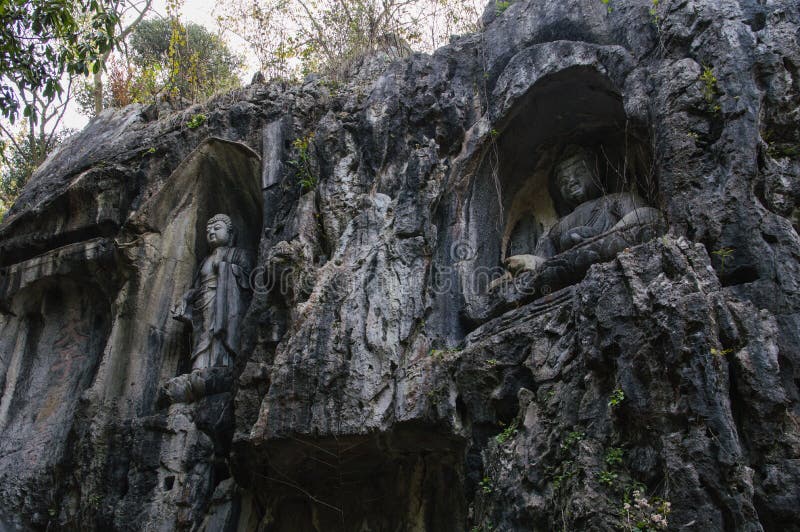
{"left": 1, "top": 0, "right": 799, "bottom": 530}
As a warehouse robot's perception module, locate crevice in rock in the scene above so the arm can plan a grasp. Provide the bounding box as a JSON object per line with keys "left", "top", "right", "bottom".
{"left": 0, "top": 221, "right": 120, "bottom": 268}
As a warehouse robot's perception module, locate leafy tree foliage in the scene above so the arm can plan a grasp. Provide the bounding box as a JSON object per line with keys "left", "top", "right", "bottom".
{"left": 133, "top": 18, "right": 242, "bottom": 101}
{"left": 0, "top": 0, "right": 130, "bottom": 218}
{"left": 78, "top": 17, "right": 243, "bottom": 114}
{"left": 0, "top": 0, "right": 119, "bottom": 124}
{"left": 0, "top": 128, "right": 73, "bottom": 219}
{"left": 218, "top": 0, "right": 482, "bottom": 80}
{"left": 88, "top": 0, "right": 153, "bottom": 115}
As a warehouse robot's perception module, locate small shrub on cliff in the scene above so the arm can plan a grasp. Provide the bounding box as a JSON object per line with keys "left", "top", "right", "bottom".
{"left": 649, "top": 0, "right": 660, "bottom": 22}
{"left": 494, "top": 1, "right": 511, "bottom": 15}
{"left": 560, "top": 429, "right": 585, "bottom": 451}
{"left": 186, "top": 113, "right": 206, "bottom": 129}
{"left": 605, "top": 447, "right": 624, "bottom": 466}
{"left": 597, "top": 469, "right": 618, "bottom": 486}
{"left": 700, "top": 65, "right": 721, "bottom": 113}
{"left": 495, "top": 420, "right": 518, "bottom": 444}
{"left": 608, "top": 387, "right": 625, "bottom": 407}
{"left": 470, "top": 522, "right": 494, "bottom": 532}
{"left": 429, "top": 347, "right": 459, "bottom": 359}
{"left": 765, "top": 139, "right": 800, "bottom": 159}
{"left": 290, "top": 133, "right": 317, "bottom": 191}
{"left": 711, "top": 247, "right": 734, "bottom": 273}
{"left": 87, "top": 493, "right": 102, "bottom": 508}
{"left": 552, "top": 460, "right": 577, "bottom": 489}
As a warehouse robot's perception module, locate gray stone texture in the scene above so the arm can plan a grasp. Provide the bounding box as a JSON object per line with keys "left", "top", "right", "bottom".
{"left": 0, "top": 0, "right": 799, "bottom": 530}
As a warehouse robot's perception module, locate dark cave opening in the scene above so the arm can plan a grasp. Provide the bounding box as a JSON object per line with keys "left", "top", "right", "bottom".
{"left": 231, "top": 423, "right": 468, "bottom": 531}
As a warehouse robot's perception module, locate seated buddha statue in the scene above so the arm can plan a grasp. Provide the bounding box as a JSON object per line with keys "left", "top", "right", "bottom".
{"left": 504, "top": 145, "right": 663, "bottom": 278}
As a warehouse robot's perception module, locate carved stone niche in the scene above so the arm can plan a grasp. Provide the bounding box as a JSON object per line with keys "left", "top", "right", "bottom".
{"left": 124, "top": 138, "right": 262, "bottom": 402}
{"left": 132, "top": 138, "right": 262, "bottom": 268}
{"left": 460, "top": 66, "right": 665, "bottom": 324}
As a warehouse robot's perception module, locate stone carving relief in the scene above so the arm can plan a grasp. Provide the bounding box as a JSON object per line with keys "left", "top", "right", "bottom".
{"left": 491, "top": 144, "right": 665, "bottom": 299}
{"left": 505, "top": 145, "right": 663, "bottom": 274}
{"left": 172, "top": 214, "right": 252, "bottom": 370}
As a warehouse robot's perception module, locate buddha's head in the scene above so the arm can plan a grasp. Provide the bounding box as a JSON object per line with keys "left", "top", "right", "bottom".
{"left": 206, "top": 214, "right": 234, "bottom": 248}
{"left": 554, "top": 146, "right": 601, "bottom": 207}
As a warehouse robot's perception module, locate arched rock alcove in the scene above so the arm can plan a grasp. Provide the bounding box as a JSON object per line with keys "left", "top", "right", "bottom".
{"left": 137, "top": 137, "right": 262, "bottom": 376}
{"left": 460, "top": 65, "right": 657, "bottom": 324}
{"left": 135, "top": 137, "right": 263, "bottom": 256}
{"left": 91, "top": 138, "right": 262, "bottom": 406}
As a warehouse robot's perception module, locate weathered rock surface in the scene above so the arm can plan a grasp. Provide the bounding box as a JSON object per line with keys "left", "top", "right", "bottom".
{"left": 1, "top": 0, "right": 799, "bottom": 530}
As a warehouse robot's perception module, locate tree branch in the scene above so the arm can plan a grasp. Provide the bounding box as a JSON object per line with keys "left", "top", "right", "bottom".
{"left": 0, "top": 121, "right": 23, "bottom": 157}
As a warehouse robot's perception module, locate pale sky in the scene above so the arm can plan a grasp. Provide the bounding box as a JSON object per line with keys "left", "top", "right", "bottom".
{"left": 62, "top": 0, "right": 259, "bottom": 131}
